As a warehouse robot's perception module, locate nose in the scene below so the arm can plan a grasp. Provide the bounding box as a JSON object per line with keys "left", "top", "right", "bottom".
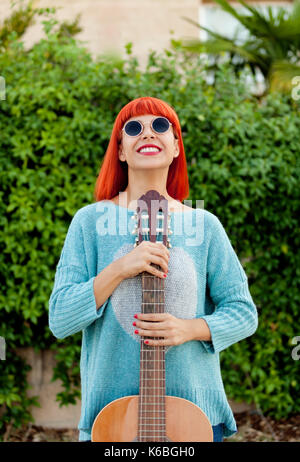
{"left": 141, "top": 122, "right": 155, "bottom": 138}
{"left": 142, "top": 133, "right": 155, "bottom": 140}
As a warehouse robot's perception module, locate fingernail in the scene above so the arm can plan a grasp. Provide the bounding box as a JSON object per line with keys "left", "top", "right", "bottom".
{"left": 145, "top": 340, "right": 149, "bottom": 344}
{"left": 134, "top": 330, "right": 139, "bottom": 334}
{"left": 163, "top": 274, "right": 167, "bottom": 278}
{"left": 134, "top": 314, "right": 138, "bottom": 319}
{"left": 132, "top": 322, "right": 136, "bottom": 326}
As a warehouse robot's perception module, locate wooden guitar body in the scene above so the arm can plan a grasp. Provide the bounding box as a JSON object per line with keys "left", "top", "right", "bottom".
{"left": 91, "top": 395, "right": 213, "bottom": 442}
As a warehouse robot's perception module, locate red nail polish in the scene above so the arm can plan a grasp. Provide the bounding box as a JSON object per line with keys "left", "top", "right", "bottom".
{"left": 163, "top": 274, "right": 167, "bottom": 278}
{"left": 132, "top": 322, "right": 136, "bottom": 326}
{"left": 134, "top": 330, "right": 139, "bottom": 334}
{"left": 134, "top": 314, "right": 138, "bottom": 319}
{"left": 145, "top": 340, "right": 149, "bottom": 344}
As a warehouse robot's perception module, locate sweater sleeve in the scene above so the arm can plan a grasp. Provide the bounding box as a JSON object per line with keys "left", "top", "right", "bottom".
{"left": 48, "top": 210, "right": 109, "bottom": 339}
{"left": 199, "top": 215, "right": 258, "bottom": 354}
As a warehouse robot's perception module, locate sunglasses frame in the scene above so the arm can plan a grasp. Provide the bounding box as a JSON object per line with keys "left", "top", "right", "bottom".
{"left": 122, "top": 116, "right": 173, "bottom": 137}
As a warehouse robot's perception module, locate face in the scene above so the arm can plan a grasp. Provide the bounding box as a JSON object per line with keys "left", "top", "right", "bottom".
{"left": 118, "top": 114, "right": 179, "bottom": 170}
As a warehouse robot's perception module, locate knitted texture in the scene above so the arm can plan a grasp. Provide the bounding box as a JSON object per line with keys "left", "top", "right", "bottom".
{"left": 48, "top": 200, "right": 258, "bottom": 440}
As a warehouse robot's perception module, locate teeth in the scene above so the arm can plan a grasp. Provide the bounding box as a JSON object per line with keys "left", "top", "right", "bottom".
{"left": 139, "top": 147, "right": 160, "bottom": 153}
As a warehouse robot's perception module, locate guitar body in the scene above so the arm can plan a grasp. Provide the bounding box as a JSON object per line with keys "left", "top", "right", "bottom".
{"left": 91, "top": 395, "right": 213, "bottom": 442}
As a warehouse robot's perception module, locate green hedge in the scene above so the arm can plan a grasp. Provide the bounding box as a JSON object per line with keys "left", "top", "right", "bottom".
{"left": 0, "top": 15, "right": 299, "bottom": 436}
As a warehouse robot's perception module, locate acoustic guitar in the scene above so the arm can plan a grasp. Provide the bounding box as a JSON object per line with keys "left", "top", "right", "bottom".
{"left": 91, "top": 190, "right": 213, "bottom": 442}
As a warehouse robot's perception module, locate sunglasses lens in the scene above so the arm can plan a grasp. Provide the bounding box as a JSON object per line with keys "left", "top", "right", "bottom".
{"left": 124, "top": 121, "right": 142, "bottom": 136}
{"left": 152, "top": 117, "right": 170, "bottom": 133}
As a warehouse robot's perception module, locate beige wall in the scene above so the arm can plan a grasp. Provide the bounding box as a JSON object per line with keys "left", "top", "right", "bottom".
{"left": 16, "top": 348, "right": 81, "bottom": 429}
{"left": 0, "top": 0, "right": 200, "bottom": 69}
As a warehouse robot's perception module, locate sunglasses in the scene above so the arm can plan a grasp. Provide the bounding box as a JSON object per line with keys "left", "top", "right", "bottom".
{"left": 122, "top": 116, "right": 173, "bottom": 137}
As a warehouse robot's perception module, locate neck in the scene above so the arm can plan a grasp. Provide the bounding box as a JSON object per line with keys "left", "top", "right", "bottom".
{"left": 119, "top": 187, "right": 173, "bottom": 211}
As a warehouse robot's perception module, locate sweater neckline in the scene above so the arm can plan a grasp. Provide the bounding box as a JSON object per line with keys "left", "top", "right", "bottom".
{"left": 105, "top": 200, "right": 195, "bottom": 215}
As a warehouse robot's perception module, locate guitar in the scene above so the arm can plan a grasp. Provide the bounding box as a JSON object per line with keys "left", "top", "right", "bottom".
{"left": 91, "top": 190, "right": 213, "bottom": 442}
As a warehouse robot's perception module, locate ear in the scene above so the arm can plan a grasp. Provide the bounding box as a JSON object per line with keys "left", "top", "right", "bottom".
{"left": 118, "top": 142, "right": 126, "bottom": 162}
{"left": 173, "top": 138, "right": 180, "bottom": 158}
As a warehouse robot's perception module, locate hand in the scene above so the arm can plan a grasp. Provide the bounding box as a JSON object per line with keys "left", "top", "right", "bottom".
{"left": 133, "top": 312, "right": 191, "bottom": 346}
{"left": 118, "top": 241, "right": 170, "bottom": 280}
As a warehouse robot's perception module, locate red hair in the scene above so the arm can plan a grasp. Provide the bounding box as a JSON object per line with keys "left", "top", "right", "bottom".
{"left": 94, "top": 96, "right": 189, "bottom": 202}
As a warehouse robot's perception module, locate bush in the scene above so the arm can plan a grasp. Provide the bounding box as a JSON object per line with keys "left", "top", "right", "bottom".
{"left": 0, "top": 8, "right": 299, "bottom": 437}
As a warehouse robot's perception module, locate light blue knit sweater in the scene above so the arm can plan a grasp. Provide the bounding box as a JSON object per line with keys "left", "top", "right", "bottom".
{"left": 48, "top": 200, "right": 258, "bottom": 441}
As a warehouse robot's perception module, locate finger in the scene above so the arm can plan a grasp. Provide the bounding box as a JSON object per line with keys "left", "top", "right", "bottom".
{"left": 149, "top": 244, "right": 170, "bottom": 262}
{"left": 157, "top": 242, "right": 170, "bottom": 259}
{"left": 135, "top": 328, "right": 167, "bottom": 338}
{"left": 147, "top": 253, "right": 169, "bottom": 273}
{"left": 145, "top": 263, "right": 166, "bottom": 279}
{"left": 135, "top": 320, "right": 165, "bottom": 330}
{"left": 143, "top": 338, "right": 170, "bottom": 347}
{"left": 136, "top": 313, "right": 170, "bottom": 321}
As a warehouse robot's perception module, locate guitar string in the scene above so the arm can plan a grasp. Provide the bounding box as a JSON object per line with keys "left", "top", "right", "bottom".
{"left": 156, "top": 212, "right": 161, "bottom": 441}
{"left": 158, "top": 212, "right": 165, "bottom": 441}
{"left": 155, "top": 217, "right": 157, "bottom": 441}
{"left": 160, "top": 213, "right": 164, "bottom": 441}
{"left": 157, "top": 211, "right": 164, "bottom": 441}
{"left": 154, "top": 213, "right": 158, "bottom": 441}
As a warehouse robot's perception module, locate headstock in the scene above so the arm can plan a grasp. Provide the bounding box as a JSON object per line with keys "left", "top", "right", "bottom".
{"left": 131, "top": 190, "right": 172, "bottom": 248}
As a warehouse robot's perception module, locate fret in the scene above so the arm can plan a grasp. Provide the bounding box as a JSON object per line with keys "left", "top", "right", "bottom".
{"left": 143, "top": 275, "right": 163, "bottom": 278}
{"left": 142, "top": 289, "right": 164, "bottom": 292}
{"left": 138, "top": 398, "right": 166, "bottom": 401}
{"left": 140, "top": 369, "right": 165, "bottom": 371}
{"left": 141, "top": 343, "right": 165, "bottom": 345}
{"left": 140, "top": 350, "right": 165, "bottom": 353}
{"left": 139, "top": 411, "right": 165, "bottom": 414}
{"left": 140, "top": 384, "right": 165, "bottom": 386}
{"left": 138, "top": 424, "right": 165, "bottom": 427}
{"left": 140, "top": 372, "right": 165, "bottom": 374}
{"left": 138, "top": 430, "right": 165, "bottom": 433}
{"left": 139, "top": 422, "right": 165, "bottom": 425}
{"left": 140, "top": 356, "right": 165, "bottom": 358}
{"left": 140, "top": 382, "right": 165, "bottom": 383}
{"left": 141, "top": 302, "right": 164, "bottom": 304}
{"left": 139, "top": 416, "right": 165, "bottom": 419}
{"left": 140, "top": 387, "right": 165, "bottom": 389}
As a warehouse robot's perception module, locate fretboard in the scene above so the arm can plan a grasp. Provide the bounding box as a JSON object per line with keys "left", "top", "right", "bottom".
{"left": 137, "top": 263, "right": 166, "bottom": 442}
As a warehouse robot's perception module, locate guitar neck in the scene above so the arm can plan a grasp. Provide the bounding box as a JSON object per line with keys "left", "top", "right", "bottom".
{"left": 133, "top": 189, "right": 170, "bottom": 441}
{"left": 138, "top": 265, "right": 166, "bottom": 439}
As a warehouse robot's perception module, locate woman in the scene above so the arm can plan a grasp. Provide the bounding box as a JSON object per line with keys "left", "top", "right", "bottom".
{"left": 49, "top": 96, "right": 258, "bottom": 442}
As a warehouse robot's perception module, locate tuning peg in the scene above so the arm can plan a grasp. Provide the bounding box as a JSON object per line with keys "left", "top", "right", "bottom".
{"left": 131, "top": 225, "right": 138, "bottom": 235}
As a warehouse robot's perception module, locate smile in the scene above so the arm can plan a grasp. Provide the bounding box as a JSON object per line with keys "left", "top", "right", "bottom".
{"left": 137, "top": 146, "right": 161, "bottom": 156}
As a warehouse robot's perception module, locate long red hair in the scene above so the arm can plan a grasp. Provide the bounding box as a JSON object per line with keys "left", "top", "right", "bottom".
{"left": 94, "top": 96, "right": 189, "bottom": 202}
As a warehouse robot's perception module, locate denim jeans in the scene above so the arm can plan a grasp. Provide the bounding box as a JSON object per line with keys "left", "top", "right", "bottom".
{"left": 212, "top": 423, "right": 224, "bottom": 442}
